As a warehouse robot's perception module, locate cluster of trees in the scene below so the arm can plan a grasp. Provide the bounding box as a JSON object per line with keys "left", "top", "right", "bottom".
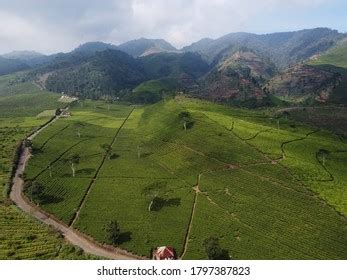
{"left": 44, "top": 50, "right": 209, "bottom": 103}
{"left": 24, "top": 181, "right": 45, "bottom": 203}
{"left": 45, "top": 50, "right": 146, "bottom": 99}
{"left": 0, "top": 56, "right": 30, "bottom": 76}
{"left": 183, "top": 28, "right": 344, "bottom": 70}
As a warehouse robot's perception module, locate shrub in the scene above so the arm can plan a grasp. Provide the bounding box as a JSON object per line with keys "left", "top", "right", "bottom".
{"left": 203, "top": 237, "right": 230, "bottom": 260}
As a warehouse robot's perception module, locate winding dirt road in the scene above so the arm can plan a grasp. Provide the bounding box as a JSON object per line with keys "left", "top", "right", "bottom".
{"left": 10, "top": 116, "right": 143, "bottom": 260}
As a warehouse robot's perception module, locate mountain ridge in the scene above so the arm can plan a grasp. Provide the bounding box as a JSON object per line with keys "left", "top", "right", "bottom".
{"left": 1, "top": 28, "right": 346, "bottom": 106}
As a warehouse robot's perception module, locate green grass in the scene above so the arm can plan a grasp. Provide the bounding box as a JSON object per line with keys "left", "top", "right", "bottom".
{"left": 0, "top": 72, "right": 32, "bottom": 97}
{"left": 0, "top": 204, "right": 97, "bottom": 259}
{"left": 307, "top": 40, "right": 347, "bottom": 104}
{"left": 129, "top": 78, "right": 178, "bottom": 103}
{"left": 23, "top": 96, "right": 347, "bottom": 260}
{"left": 0, "top": 92, "right": 62, "bottom": 117}
{"left": 308, "top": 39, "right": 347, "bottom": 72}
{"left": 0, "top": 73, "right": 63, "bottom": 117}
{"left": 308, "top": 151, "right": 347, "bottom": 214}
{"left": 133, "top": 78, "right": 178, "bottom": 94}
{"left": 185, "top": 169, "right": 347, "bottom": 259}
{"left": 75, "top": 177, "right": 193, "bottom": 256}
{"left": 0, "top": 83, "right": 98, "bottom": 259}
{"left": 25, "top": 101, "right": 133, "bottom": 224}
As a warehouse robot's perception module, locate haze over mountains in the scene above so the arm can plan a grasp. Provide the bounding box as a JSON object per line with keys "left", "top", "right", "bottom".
{"left": 1, "top": 28, "right": 346, "bottom": 106}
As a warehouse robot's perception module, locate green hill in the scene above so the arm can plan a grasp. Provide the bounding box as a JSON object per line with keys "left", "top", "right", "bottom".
{"left": 23, "top": 96, "right": 347, "bottom": 259}
{"left": 183, "top": 28, "right": 346, "bottom": 69}
{"left": 45, "top": 50, "right": 146, "bottom": 99}
{"left": 197, "top": 50, "right": 277, "bottom": 107}
{"left": 139, "top": 52, "right": 209, "bottom": 81}
{"left": 72, "top": 42, "right": 118, "bottom": 54}
{"left": 118, "top": 38, "right": 177, "bottom": 57}
{"left": 0, "top": 57, "right": 30, "bottom": 76}
{"left": 265, "top": 64, "right": 341, "bottom": 104}
{"left": 307, "top": 39, "right": 347, "bottom": 104}
{"left": 128, "top": 78, "right": 179, "bottom": 103}
{"left": 0, "top": 76, "right": 98, "bottom": 259}
{"left": 308, "top": 39, "right": 347, "bottom": 73}
{"left": 44, "top": 51, "right": 209, "bottom": 101}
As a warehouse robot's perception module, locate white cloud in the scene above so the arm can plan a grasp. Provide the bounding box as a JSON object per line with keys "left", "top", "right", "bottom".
{"left": 0, "top": 0, "right": 341, "bottom": 54}
{"left": 0, "top": 11, "right": 35, "bottom": 39}
{"left": 0, "top": 10, "right": 81, "bottom": 53}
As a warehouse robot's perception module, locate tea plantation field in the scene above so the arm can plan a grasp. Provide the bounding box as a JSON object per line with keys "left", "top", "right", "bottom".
{"left": 0, "top": 75, "right": 97, "bottom": 259}
{"left": 25, "top": 95, "right": 347, "bottom": 259}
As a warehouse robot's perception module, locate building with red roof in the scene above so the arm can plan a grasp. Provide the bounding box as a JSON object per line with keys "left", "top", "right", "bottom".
{"left": 153, "top": 246, "right": 176, "bottom": 260}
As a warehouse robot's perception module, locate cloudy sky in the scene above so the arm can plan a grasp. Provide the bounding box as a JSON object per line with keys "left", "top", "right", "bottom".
{"left": 0, "top": 0, "right": 346, "bottom": 54}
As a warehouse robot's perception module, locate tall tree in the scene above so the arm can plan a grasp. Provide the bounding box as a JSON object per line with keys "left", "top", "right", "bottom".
{"left": 25, "top": 181, "right": 44, "bottom": 202}
{"left": 142, "top": 182, "right": 168, "bottom": 212}
{"left": 69, "top": 154, "right": 80, "bottom": 177}
{"left": 74, "top": 122, "right": 85, "bottom": 138}
{"left": 178, "top": 111, "right": 194, "bottom": 131}
{"left": 104, "top": 220, "right": 121, "bottom": 245}
{"left": 317, "top": 149, "right": 330, "bottom": 166}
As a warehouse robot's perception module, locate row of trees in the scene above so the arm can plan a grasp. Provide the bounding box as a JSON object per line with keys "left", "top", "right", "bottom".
{"left": 103, "top": 221, "right": 231, "bottom": 260}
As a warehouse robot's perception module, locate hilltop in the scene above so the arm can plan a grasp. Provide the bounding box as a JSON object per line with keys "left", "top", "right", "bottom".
{"left": 183, "top": 28, "right": 345, "bottom": 69}
{"left": 118, "top": 38, "right": 177, "bottom": 57}
{"left": 197, "top": 49, "right": 277, "bottom": 106}
{"left": 1, "top": 28, "right": 346, "bottom": 106}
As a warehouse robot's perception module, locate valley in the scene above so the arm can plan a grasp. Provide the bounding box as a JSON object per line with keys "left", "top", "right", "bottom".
{"left": 10, "top": 95, "right": 346, "bottom": 260}
{"left": 0, "top": 76, "right": 98, "bottom": 259}
{"left": 0, "top": 27, "right": 346, "bottom": 260}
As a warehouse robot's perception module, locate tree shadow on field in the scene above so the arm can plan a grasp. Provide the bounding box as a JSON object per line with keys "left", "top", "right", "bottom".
{"left": 39, "top": 194, "right": 64, "bottom": 204}
{"left": 203, "top": 237, "right": 231, "bottom": 260}
{"left": 151, "top": 197, "right": 181, "bottom": 211}
{"left": 76, "top": 168, "right": 96, "bottom": 176}
{"left": 141, "top": 152, "right": 153, "bottom": 158}
{"left": 62, "top": 169, "right": 95, "bottom": 177}
{"left": 117, "top": 231, "right": 132, "bottom": 245}
{"left": 31, "top": 147, "right": 43, "bottom": 155}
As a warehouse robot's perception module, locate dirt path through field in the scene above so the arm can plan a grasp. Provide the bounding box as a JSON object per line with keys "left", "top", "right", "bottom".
{"left": 10, "top": 114, "right": 143, "bottom": 260}
{"left": 69, "top": 107, "right": 135, "bottom": 226}
{"left": 180, "top": 174, "right": 201, "bottom": 259}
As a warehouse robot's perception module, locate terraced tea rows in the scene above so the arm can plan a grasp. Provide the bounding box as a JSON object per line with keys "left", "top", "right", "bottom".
{"left": 26, "top": 100, "right": 134, "bottom": 224}
{"left": 0, "top": 76, "right": 97, "bottom": 259}
{"left": 24, "top": 96, "right": 347, "bottom": 259}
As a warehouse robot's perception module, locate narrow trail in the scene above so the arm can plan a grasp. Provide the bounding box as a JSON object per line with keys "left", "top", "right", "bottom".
{"left": 70, "top": 107, "right": 135, "bottom": 226}
{"left": 32, "top": 138, "right": 90, "bottom": 181}
{"left": 316, "top": 150, "right": 347, "bottom": 183}
{"left": 39, "top": 123, "right": 71, "bottom": 150}
{"left": 242, "top": 128, "right": 273, "bottom": 141}
{"left": 280, "top": 129, "right": 320, "bottom": 160}
{"left": 10, "top": 111, "right": 143, "bottom": 260}
{"left": 171, "top": 100, "right": 347, "bottom": 257}
{"left": 201, "top": 113, "right": 275, "bottom": 164}
{"left": 180, "top": 173, "right": 201, "bottom": 260}
{"left": 201, "top": 112, "right": 347, "bottom": 221}
{"left": 314, "top": 152, "right": 334, "bottom": 182}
